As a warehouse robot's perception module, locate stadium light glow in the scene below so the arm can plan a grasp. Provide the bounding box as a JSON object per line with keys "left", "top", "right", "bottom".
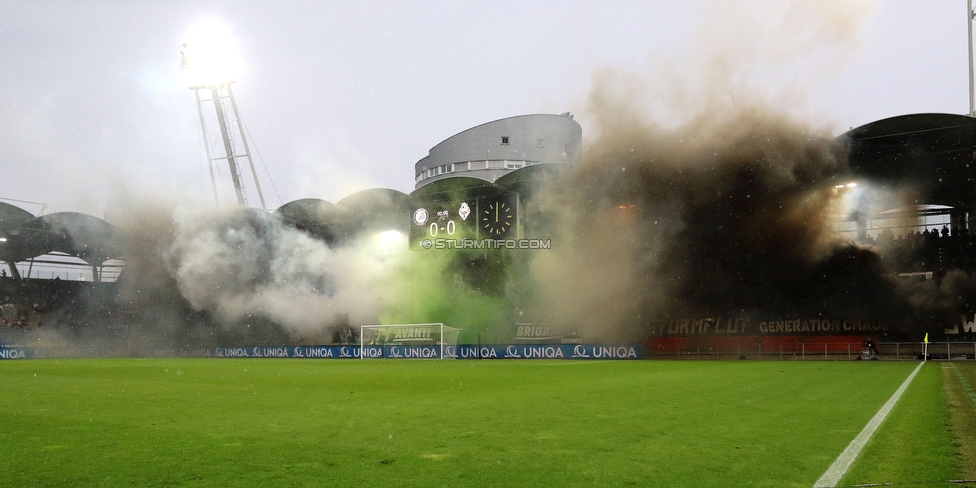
{"left": 180, "top": 20, "right": 243, "bottom": 88}
{"left": 373, "top": 230, "right": 407, "bottom": 257}
{"left": 828, "top": 180, "right": 871, "bottom": 233}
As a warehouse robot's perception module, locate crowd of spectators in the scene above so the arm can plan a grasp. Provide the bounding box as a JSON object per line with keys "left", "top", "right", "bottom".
{"left": 0, "top": 307, "right": 33, "bottom": 329}
{"left": 0, "top": 278, "right": 108, "bottom": 333}
{"left": 861, "top": 225, "right": 976, "bottom": 273}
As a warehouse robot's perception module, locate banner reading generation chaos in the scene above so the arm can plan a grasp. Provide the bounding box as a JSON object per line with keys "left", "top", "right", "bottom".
{"left": 647, "top": 317, "right": 888, "bottom": 336}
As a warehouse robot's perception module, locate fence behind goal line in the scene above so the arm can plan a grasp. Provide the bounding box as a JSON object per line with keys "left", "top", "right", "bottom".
{"left": 360, "top": 323, "right": 460, "bottom": 359}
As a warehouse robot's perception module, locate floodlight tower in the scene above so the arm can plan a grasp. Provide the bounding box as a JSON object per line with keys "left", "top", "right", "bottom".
{"left": 180, "top": 29, "right": 267, "bottom": 210}
{"left": 970, "top": 0, "right": 975, "bottom": 116}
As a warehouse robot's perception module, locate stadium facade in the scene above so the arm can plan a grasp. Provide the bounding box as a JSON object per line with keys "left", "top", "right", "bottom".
{"left": 4, "top": 111, "right": 976, "bottom": 357}
{"left": 414, "top": 113, "right": 582, "bottom": 189}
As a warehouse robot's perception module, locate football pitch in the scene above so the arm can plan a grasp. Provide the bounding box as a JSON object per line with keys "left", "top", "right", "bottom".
{"left": 0, "top": 359, "right": 964, "bottom": 487}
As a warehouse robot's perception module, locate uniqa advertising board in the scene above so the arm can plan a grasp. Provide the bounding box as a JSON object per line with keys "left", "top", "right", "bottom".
{"left": 0, "top": 345, "right": 643, "bottom": 360}
{"left": 212, "top": 344, "right": 645, "bottom": 359}
{"left": 213, "top": 344, "right": 644, "bottom": 359}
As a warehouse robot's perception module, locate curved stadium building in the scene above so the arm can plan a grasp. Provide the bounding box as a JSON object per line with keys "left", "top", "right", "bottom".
{"left": 414, "top": 113, "right": 582, "bottom": 189}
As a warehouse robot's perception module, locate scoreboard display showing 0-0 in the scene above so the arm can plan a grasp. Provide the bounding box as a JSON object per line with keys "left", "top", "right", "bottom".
{"left": 411, "top": 200, "right": 475, "bottom": 244}
{"left": 410, "top": 197, "right": 517, "bottom": 249}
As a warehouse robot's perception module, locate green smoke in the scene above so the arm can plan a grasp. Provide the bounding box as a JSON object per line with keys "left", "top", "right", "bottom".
{"left": 378, "top": 246, "right": 524, "bottom": 343}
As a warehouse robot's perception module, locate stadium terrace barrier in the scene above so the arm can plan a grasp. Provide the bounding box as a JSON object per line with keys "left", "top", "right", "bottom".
{"left": 0, "top": 344, "right": 644, "bottom": 360}
{"left": 641, "top": 341, "right": 950, "bottom": 360}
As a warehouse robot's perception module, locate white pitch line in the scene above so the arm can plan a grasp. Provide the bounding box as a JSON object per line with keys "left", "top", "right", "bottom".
{"left": 541, "top": 361, "right": 613, "bottom": 366}
{"left": 813, "top": 361, "right": 925, "bottom": 488}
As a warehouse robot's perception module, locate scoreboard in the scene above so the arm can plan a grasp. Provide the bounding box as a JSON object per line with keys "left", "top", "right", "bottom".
{"left": 409, "top": 195, "right": 518, "bottom": 249}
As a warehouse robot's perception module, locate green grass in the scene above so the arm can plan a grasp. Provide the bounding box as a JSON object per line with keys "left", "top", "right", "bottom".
{"left": 942, "top": 362, "right": 976, "bottom": 482}
{"left": 839, "top": 362, "right": 959, "bottom": 486}
{"left": 0, "top": 359, "right": 943, "bottom": 487}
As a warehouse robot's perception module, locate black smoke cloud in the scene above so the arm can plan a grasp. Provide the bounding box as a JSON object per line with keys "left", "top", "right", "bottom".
{"left": 511, "top": 0, "right": 976, "bottom": 341}
{"left": 523, "top": 94, "right": 973, "bottom": 341}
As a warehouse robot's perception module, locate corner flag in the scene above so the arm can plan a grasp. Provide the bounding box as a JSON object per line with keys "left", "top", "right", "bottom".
{"left": 924, "top": 333, "right": 929, "bottom": 344}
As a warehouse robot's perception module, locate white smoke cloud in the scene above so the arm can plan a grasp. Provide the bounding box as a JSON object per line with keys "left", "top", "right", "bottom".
{"left": 165, "top": 206, "right": 399, "bottom": 335}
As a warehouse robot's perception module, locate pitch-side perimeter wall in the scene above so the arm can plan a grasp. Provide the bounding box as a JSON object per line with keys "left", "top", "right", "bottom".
{"left": 0, "top": 344, "right": 643, "bottom": 360}
{"left": 644, "top": 316, "right": 895, "bottom": 355}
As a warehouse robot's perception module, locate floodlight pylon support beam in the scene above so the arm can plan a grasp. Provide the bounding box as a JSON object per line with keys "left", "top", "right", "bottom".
{"left": 190, "top": 82, "right": 265, "bottom": 209}
{"left": 227, "top": 84, "right": 267, "bottom": 211}
{"left": 970, "top": 0, "right": 975, "bottom": 116}
{"left": 5, "top": 262, "right": 21, "bottom": 280}
{"left": 210, "top": 86, "right": 247, "bottom": 207}
{"left": 193, "top": 89, "right": 220, "bottom": 206}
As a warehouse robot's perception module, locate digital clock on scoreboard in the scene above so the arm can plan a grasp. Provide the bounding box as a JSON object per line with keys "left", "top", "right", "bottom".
{"left": 481, "top": 200, "right": 513, "bottom": 238}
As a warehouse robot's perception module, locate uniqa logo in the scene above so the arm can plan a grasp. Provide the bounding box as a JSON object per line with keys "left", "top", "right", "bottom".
{"left": 591, "top": 346, "right": 638, "bottom": 358}
{"left": 521, "top": 346, "right": 565, "bottom": 358}
{"left": 339, "top": 346, "right": 383, "bottom": 358}
{"left": 293, "top": 347, "right": 334, "bottom": 358}
{"left": 253, "top": 347, "right": 289, "bottom": 358}
{"left": 363, "top": 347, "right": 382, "bottom": 358}
{"left": 218, "top": 348, "right": 249, "bottom": 357}
{"left": 404, "top": 347, "right": 440, "bottom": 358}
{"left": 0, "top": 348, "right": 25, "bottom": 359}
{"left": 458, "top": 347, "right": 499, "bottom": 358}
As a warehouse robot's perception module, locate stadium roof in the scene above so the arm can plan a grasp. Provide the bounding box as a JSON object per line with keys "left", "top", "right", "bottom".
{"left": 336, "top": 188, "right": 410, "bottom": 236}
{"left": 275, "top": 198, "right": 341, "bottom": 225}
{"left": 841, "top": 113, "right": 976, "bottom": 206}
{"left": 411, "top": 175, "right": 497, "bottom": 201}
{"left": 0, "top": 201, "right": 35, "bottom": 237}
{"left": 274, "top": 189, "right": 412, "bottom": 244}
{"left": 274, "top": 198, "right": 343, "bottom": 243}
{"left": 494, "top": 163, "right": 573, "bottom": 192}
{"left": 0, "top": 211, "right": 124, "bottom": 265}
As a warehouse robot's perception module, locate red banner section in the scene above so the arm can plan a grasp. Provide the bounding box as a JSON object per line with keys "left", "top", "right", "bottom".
{"left": 644, "top": 334, "right": 884, "bottom": 356}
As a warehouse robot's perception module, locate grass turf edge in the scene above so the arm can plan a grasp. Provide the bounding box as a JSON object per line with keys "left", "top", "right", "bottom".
{"left": 839, "top": 362, "right": 960, "bottom": 487}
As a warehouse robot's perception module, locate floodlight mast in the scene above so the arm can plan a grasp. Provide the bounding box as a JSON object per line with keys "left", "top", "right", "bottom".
{"left": 970, "top": 0, "right": 975, "bottom": 116}
{"left": 181, "top": 45, "right": 267, "bottom": 210}
{"left": 192, "top": 89, "right": 220, "bottom": 205}
{"left": 209, "top": 84, "right": 248, "bottom": 207}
